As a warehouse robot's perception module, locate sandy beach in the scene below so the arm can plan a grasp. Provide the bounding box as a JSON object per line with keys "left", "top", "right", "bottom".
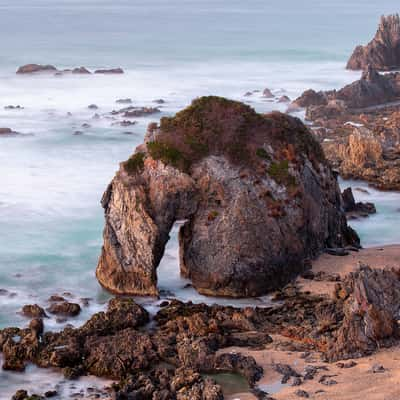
{"left": 227, "top": 245, "right": 400, "bottom": 400}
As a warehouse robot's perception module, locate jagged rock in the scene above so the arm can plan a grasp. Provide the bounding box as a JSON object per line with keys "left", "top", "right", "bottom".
{"left": 347, "top": 15, "right": 400, "bottom": 71}
{"left": 262, "top": 88, "right": 274, "bottom": 98}
{"left": 16, "top": 64, "right": 57, "bottom": 74}
{"left": 327, "top": 266, "right": 400, "bottom": 361}
{"left": 97, "top": 96, "right": 358, "bottom": 297}
{"left": 292, "top": 89, "right": 327, "bottom": 108}
{"left": 335, "top": 65, "right": 400, "bottom": 109}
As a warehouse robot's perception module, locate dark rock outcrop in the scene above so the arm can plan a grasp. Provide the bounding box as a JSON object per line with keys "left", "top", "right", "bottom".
{"left": 342, "top": 187, "right": 376, "bottom": 218}
{"left": 16, "top": 64, "right": 57, "bottom": 74}
{"left": 347, "top": 15, "right": 400, "bottom": 71}
{"left": 97, "top": 96, "right": 358, "bottom": 297}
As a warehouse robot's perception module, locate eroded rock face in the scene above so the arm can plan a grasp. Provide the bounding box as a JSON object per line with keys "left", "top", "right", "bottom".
{"left": 293, "top": 66, "right": 400, "bottom": 112}
{"left": 347, "top": 14, "right": 400, "bottom": 71}
{"left": 97, "top": 96, "right": 358, "bottom": 297}
{"left": 328, "top": 266, "right": 400, "bottom": 361}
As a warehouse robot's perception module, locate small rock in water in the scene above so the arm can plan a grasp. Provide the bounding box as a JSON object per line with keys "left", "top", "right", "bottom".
{"left": 44, "top": 390, "right": 58, "bottom": 398}
{"left": 116, "top": 98, "right": 132, "bottom": 104}
{"left": 5, "top": 105, "right": 24, "bottom": 110}
{"left": 82, "top": 123, "right": 91, "bottom": 129}
{"left": 73, "top": 131, "right": 83, "bottom": 136}
{"left": 88, "top": 104, "right": 98, "bottom": 110}
{"left": 47, "top": 301, "right": 81, "bottom": 317}
{"left": 11, "top": 390, "right": 28, "bottom": 400}
{"left": 262, "top": 88, "right": 274, "bottom": 98}
{"left": 243, "top": 91, "right": 253, "bottom": 97}
{"left": 153, "top": 99, "right": 165, "bottom": 104}
{"left": 21, "top": 304, "right": 48, "bottom": 318}
{"left": 94, "top": 68, "right": 124, "bottom": 74}
{"left": 278, "top": 95, "right": 291, "bottom": 103}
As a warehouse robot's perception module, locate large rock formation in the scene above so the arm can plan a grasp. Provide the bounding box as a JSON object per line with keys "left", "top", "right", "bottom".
{"left": 347, "top": 14, "right": 400, "bottom": 71}
{"left": 291, "top": 68, "right": 400, "bottom": 190}
{"left": 293, "top": 66, "right": 400, "bottom": 112}
{"left": 96, "top": 97, "right": 357, "bottom": 297}
{"left": 97, "top": 97, "right": 354, "bottom": 297}
{"left": 328, "top": 266, "right": 400, "bottom": 361}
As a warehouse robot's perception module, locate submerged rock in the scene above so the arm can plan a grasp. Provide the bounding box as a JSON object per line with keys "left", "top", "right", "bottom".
{"left": 94, "top": 68, "right": 124, "bottom": 74}
{"left": 96, "top": 96, "right": 358, "bottom": 297}
{"left": 347, "top": 14, "right": 400, "bottom": 71}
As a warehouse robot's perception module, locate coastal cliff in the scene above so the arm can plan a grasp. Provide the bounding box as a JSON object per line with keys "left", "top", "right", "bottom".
{"left": 96, "top": 96, "right": 358, "bottom": 297}
{"left": 347, "top": 14, "right": 400, "bottom": 71}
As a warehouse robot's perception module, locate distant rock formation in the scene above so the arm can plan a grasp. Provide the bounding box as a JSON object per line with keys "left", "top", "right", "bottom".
{"left": 347, "top": 14, "right": 400, "bottom": 71}
{"left": 96, "top": 96, "right": 358, "bottom": 297}
{"left": 16, "top": 64, "right": 123, "bottom": 75}
{"left": 16, "top": 64, "right": 57, "bottom": 74}
{"left": 292, "top": 66, "right": 400, "bottom": 111}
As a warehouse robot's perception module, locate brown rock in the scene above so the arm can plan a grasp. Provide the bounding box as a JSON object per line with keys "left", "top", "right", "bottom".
{"left": 47, "top": 301, "right": 81, "bottom": 317}
{"left": 21, "top": 304, "right": 47, "bottom": 319}
{"left": 16, "top": 64, "right": 57, "bottom": 74}
{"left": 96, "top": 96, "right": 358, "bottom": 297}
{"left": 347, "top": 15, "right": 400, "bottom": 71}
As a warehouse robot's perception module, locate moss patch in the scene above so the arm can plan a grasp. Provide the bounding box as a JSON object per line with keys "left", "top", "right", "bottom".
{"left": 267, "top": 160, "right": 296, "bottom": 187}
{"left": 124, "top": 152, "right": 145, "bottom": 175}
{"left": 147, "top": 141, "right": 188, "bottom": 170}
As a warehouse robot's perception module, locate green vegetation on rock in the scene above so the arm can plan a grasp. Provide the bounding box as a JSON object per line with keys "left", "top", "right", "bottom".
{"left": 124, "top": 152, "right": 145, "bottom": 175}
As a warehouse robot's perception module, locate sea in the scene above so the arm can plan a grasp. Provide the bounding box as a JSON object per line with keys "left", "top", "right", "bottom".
{"left": 0, "top": 0, "right": 399, "bottom": 397}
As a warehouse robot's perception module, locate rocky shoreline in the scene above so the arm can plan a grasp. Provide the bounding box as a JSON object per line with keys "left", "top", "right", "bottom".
{"left": 2, "top": 245, "right": 400, "bottom": 400}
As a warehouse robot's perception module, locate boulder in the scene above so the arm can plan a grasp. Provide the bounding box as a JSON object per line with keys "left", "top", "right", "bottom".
{"left": 16, "top": 64, "right": 57, "bottom": 74}
{"left": 96, "top": 96, "right": 358, "bottom": 297}
{"left": 347, "top": 14, "right": 400, "bottom": 71}
{"left": 46, "top": 301, "right": 81, "bottom": 317}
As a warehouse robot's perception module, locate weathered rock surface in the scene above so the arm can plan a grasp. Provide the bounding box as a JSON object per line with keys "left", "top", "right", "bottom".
{"left": 16, "top": 64, "right": 57, "bottom": 74}
{"left": 4, "top": 265, "right": 400, "bottom": 397}
{"left": 97, "top": 96, "right": 357, "bottom": 297}
{"left": 347, "top": 14, "right": 400, "bottom": 71}
{"left": 293, "top": 66, "right": 400, "bottom": 112}
{"left": 293, "top": 70, "right": 400, "bottom": 190}
{"left": 328, "top": 266, "right": 400, "bottom": 361}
